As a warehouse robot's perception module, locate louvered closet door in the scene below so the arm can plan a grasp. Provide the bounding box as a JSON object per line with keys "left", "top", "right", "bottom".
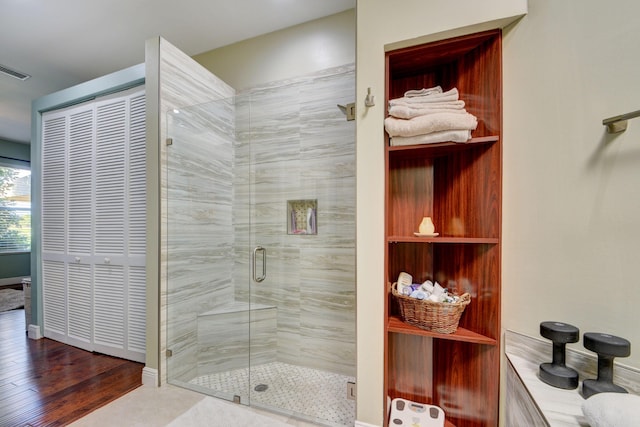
{"left": 41, "top": 113, "right": 69, "bottom": 342}
{"left": 93, "top": 96, "right": 129, "bottom": 358}
{"left": 92, "top": 92, "right": 146, "bottom": 362}
{"left": 66, "top": 107, "right": 95, "bottom": 347}
{"left": 40, "top": 88, "right": 146, "bottom": 363}
{"left": 127, "top": 93, "right": 147, "bottom": 357}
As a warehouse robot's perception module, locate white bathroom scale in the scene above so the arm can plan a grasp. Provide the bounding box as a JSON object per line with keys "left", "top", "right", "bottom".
{"left": 389, "top": 398, "right": 445, "bottom": 427}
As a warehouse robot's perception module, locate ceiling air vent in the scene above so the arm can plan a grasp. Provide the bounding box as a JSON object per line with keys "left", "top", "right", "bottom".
{"left": 0, "top": 64, "right": 31, "bottom": 81}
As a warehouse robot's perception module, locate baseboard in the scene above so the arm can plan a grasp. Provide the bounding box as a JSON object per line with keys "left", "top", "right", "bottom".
{"left": 27, "top": 324, "right": 43, "bottom": 340}
{"left": 0, "top": 276, "right": 29, "bottom": 287}
{"left": 355, "top": 421, "right": 379, "bottom": 427}
{"left": 142, "top": 367, "right": 159, "bottom": 387}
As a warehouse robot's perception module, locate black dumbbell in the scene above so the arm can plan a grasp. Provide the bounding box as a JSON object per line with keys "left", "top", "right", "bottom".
{"left": 582, "top": 332, "right": 631, "bottom": 398}
{"left": 539, "top": 321, "right": 580, "bottom": 389}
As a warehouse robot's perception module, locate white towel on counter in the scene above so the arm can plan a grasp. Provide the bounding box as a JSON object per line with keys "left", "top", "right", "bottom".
{"left": 582, "top": 393, "right": 640, "bottom": 427}
{"left": 389, "top": 88, "right": 459, "bottom": 106}
{"left": 390, "top": 130, "right": 472, "bottom": 146}
{"left": 404, "top": 86, "right": 442, "bottom": 97}
{"left": 384, "top": 111, "right": 478, "bottom": 137}
{"left": 388, "top": 101, "right": 466, "bottom": 119}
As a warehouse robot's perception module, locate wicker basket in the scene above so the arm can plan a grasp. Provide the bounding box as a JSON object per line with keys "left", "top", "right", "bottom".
{"left": 392, "top": 282, "right": 471, "bottom": 334}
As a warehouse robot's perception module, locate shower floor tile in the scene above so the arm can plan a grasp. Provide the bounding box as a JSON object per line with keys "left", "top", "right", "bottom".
{"left": 189, "top": 361, "right": 356, "bottom": 427}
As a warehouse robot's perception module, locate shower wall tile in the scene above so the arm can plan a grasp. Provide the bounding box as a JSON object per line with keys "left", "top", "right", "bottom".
{"left": 300, "top": 164, "right": 356, "bottom": 245}
{"left": 232, "top": 64, "right": 356, "bottom": 375}
{"left": 157, "top": 37, "right": 236, "bottom": 384}
{"left": 299, "top": 73, "right": 356, "bottom": 160}
{"left": 163, "top": 60, "right": 355, "bottom": 381}
{"left": 158, "top": 40, "right": 234, "bottom": 105}
{"left": 255, "top": 245, "right": 302, "bottom": 362}
{"left": 299, "top": 247, "right": 356, "bottom": 376}
{"left": 300, "top": 336, "right": 356, "bottom": 378}
{"left": 249, "top": 314, "right": 278, "bottom": 367}
{"left": 196, "top": 305, "right": 277, "bottom": 376}
{"left": 276, "top": 330, "right": 301, "bottom": 365}
{"left": 240, "top": 86, "right": 302, "bottom": 166}
{"left": 165, "top": 311, "right": 198, "bottom": 382}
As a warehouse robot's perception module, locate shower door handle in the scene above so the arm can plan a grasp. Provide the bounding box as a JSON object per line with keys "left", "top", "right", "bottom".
{"left": 253, "top": 246, "right": 266, "bottom": 283}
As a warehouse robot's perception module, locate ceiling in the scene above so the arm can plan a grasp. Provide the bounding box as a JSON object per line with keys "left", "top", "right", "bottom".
{"left": 0, "top": 0, "right": 355, "bottom": 144}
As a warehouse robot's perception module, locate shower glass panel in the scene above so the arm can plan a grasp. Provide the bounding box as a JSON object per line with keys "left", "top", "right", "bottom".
{"left": 165, "top": 95, "right": 244, "bottom": 403}
{"left": 166, "top": 65, "right": 356, "bottom": 427}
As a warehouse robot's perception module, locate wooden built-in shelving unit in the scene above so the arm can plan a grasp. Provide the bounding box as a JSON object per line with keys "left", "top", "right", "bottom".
{"left": 384, "top": 29, "right": 503, "bottom": 427}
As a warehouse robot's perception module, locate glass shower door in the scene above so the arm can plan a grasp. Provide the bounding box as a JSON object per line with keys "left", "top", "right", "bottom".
{"left": 165, "top": 96, "right": 252, "bottom": 403}
{"left": 242, "top": 73, "right": 357, "bottom": 426}
{"left": 165, "top": 64, "right": 357, "bottom": 427}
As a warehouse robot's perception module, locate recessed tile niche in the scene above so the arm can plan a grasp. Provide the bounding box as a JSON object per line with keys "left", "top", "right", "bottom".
{"left": 287, "top": 199, "right": 317, "bottom": 235}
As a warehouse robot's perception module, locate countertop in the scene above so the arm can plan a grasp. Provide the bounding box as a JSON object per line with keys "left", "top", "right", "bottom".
{"left": 505, "top": 329, "right": 640, "bottom": 427}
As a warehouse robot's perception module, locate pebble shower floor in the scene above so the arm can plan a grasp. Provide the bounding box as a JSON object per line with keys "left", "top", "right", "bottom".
{"left": 189, "top": 361, "right": 356, "bottom": 426}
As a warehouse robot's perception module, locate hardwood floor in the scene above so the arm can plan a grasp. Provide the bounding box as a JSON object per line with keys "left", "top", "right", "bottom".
{"left": 0, "top": 309, "right": 144, "bottom": 427}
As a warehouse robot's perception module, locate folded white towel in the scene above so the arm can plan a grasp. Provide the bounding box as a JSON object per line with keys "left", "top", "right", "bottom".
{"left": 390, "top": 130, "right": 472, "bottom": 146}
{"left": 384, "top": 112, "right": 478, "bottom": 137}
{"left": 388, "top": 101, "right": 466, "bottom": 119}
{"left": 404, "top": 86, "right": 442, "bottom": 97}
{"left": 389, "top": 88, "right": 459, "bottom": 106}
{"left": 389, "top": 100, "right": 465, "bottom": 111}
{"left": 582, "top": 393, "right": 640, "bottom": 427}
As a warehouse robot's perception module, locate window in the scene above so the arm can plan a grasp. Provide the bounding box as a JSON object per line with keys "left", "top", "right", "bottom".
{"left": 0, "top": 166, "right": 31, "bottom": 253}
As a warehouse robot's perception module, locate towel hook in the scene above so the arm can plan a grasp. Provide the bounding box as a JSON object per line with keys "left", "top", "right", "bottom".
{"left": 364, "top": 87, "right": 376, "bottom": 107}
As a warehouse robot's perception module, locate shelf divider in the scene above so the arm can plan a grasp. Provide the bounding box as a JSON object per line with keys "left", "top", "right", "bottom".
{"left": 387, "top": 135, "right": 499, "bottom": 152}
{"left": 387, "top": 316, "right": 497, "bottom": 345}
{"left": 388, "top": 236, "right": 499, "bottom": 244}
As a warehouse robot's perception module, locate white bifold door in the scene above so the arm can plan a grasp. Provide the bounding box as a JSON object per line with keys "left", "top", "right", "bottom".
{"left": 40, "top": 87, "right": 146, "bottom": 363}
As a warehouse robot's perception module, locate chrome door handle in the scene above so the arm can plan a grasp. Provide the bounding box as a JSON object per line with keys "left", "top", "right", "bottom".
{"left": 253, "top": 246, "right": 266, "bottom": 283}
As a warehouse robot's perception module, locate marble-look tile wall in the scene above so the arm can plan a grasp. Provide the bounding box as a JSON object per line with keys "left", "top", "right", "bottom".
{"left": 162, "top": 55, "right": 355, "bottom": 384}
{"left": 156, "top": 37, "right": 236, "bottom": 384}
{"left": 166, "top": 99, "right": 236, "bottom": 382}
{"left": 196, "top": 303, "right": 277, "bottom": 375}
{"left": 233, "top": 64, "right": 356, "bottom": 376}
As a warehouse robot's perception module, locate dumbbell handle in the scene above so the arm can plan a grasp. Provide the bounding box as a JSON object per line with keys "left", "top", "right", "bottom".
{"left": 597, "top": 355, "right": 615, "bottom": 383}
{"left": 552, "top": 342, "right": 568, "bottom": 366}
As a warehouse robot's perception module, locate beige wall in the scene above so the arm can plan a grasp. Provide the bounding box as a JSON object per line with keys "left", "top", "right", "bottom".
{"left": 193, "top": 10, "right": 355, "bottom": 90}
{"left": 502, "top": 0, "right": 640, "bottom": 364}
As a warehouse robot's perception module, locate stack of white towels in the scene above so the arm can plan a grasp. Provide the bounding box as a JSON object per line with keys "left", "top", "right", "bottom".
{"left": 384, "top": 86, "right": 478, "bottom": 146}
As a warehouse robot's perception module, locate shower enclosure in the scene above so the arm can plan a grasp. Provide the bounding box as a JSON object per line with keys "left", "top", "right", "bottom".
{"left": 164, "top": 65, "right": 356, "bottom": 427}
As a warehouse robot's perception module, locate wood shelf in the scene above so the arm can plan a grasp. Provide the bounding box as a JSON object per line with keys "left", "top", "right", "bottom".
{"left": 388, "top": 236, "right": 499, "bottom": 244}
{"left": 387, "top": 135, "right": 499, "bottom": 152}
{"left": 387, "top": 316, "right": 497, "bottom": 345}
{"left": 384, "top": 28, "right": 502, "bottom": 426}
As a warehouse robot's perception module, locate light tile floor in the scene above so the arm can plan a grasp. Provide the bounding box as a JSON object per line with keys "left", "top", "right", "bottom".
{"left": 70, "top": 384, "right": 325, "bottom": 427}
{"left": 189, "top": 362, "right": 356, "bottom": 426}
